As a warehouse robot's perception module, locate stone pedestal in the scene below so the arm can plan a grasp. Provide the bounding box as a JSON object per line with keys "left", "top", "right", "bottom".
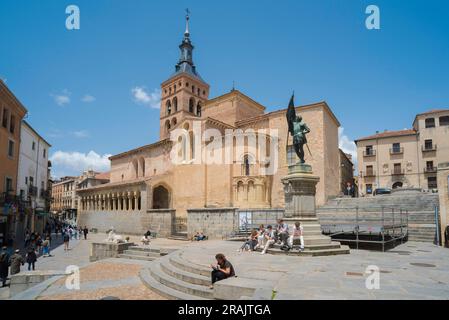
{"left": 279, "top": 163, "right": 349, "bottom": 256}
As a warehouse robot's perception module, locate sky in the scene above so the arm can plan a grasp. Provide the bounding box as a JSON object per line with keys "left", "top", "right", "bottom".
{"left": 1, "top": 0, "right": 448, "bottom": 177}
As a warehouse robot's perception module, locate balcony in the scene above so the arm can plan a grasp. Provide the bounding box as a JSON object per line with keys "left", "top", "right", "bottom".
{"left": 422, "top": 144, "right": 437, "bottom": 152}
{"left": 0, "top": 193, "right": 31, "bottom": 210}
{"left": 390, "top": 147, "right": 404, "bottom": 155}
{"left": 40, "top": 189, "right": 51, "bottom": 199}
{"left": 363, "top": 171, "right": 376, "bottom": 178}
{"left": 363, "top": 149, "right": 376, "bottom": 157}
{"left": 391, "top": 168, "right": 405, "bottom": 175}
{"left": 424, "top": 167, "right": 437, "bottom": 174}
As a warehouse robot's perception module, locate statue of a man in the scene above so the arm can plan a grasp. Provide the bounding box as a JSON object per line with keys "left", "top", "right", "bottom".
{"left": 286, "top": 94, "right": 311, "bottom": 164}
{"left": 292, "top": 115, "right": 310, "bottom": 164}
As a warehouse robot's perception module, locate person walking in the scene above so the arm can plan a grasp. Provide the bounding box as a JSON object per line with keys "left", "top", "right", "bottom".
{"left": 26, "top": 248, "right": 37, "bottom": 271}
{"left": 83, "top": 226, "right": 89, "bottom": 240}
{"left": 42, "top": 237, "right": 51, "bottom": 257}
{"left": 209, "top": 253, "right": 235, "bottom": 289}
{"left": 0, "top": 246, "right": 10, "bottom": 287}
{"left": 10, "top": 249, "right": 25, "bottom": 276}
{"left": 24, "top": 231, "right": 30, "bottom": 248}
{"left": 63, "top": 232, "right": 70, "bottom": 251}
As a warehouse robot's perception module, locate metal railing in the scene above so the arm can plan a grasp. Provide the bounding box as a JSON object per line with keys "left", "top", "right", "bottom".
{"left": 319, "top": 206, "right": 409, "bottom": 252}
{"left": 364, "top": 170, "right": 376, "bottom": 177}
{"left": 422, "top": 144, "right": 437, "bottom": 152}
{"left": 391, "top": 168, "right": 405, "bottom": 175}
{"left": 363, "top": 150, "right": 376, "bottom": 157}
{"left": 28, "top": 186, "right": 38, "bottom": 197}
{"left": 390, "top": 147, "right": 404, "bottom": 155}
{"left": 424, "top": 167, "right": 437, "bottom": 173}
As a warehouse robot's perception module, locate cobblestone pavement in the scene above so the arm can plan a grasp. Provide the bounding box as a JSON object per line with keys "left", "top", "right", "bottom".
{"left": 179, "top": 240, "right": 449, "bottom": 299}
{"left": 1, "top": 233, "right": 188, "bottom": 300}
{"left": 4, "top": 233, "right": 449, "bottom": 300}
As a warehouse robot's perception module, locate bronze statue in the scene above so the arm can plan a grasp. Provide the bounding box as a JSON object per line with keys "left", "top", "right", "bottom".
{"left": 286, "top": 94, "right": 311, "bottom": 164}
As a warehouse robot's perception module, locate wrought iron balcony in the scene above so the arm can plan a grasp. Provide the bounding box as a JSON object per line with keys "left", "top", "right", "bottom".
{"left": 422, "top": 144, "right": 437, "bottom": 152}
{"left": 391, "top": 168, "right": 405, "bottom": 175}
{"left": 363, "top": 149, "right": 376, "bottom": 157}
{"left": 424, "top": 167, "right": 437, "bottom": 173}
{"left": 363, "top": 171, "right": 376, "bottom": 178}
{"left": 390, "top": 147, "right": 404, "bottom": 155}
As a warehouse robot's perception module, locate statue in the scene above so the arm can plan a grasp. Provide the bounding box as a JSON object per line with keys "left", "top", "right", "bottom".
{"left": 286, "top": 93, "right": 311, "bottom": 164}
{"left": 106, "top": 227, "right": 123, "bottom": 243}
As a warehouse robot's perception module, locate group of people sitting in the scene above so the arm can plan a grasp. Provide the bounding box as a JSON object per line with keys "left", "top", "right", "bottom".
{"left": 238, "top": 219, "right": 304, "bottom": 254}
{"left": 192, "top": 232, "right": 207, "bottom": 241}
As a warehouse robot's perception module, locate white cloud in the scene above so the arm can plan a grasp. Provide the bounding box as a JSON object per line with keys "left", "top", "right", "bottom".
{"left": 81, "top": 94, "right": 96, "bottom": 103}
{"left": 338, "top": 127, "right": 358, "bottom": 169}
{"left": 131, "top": 87, "right": 160, "bottom": 109}
{"left": 50, "top": 150, "right": 111, "bottom": 178}
{"left": 72, "top": 130, "right": 90, "bottom": 138}
{"left": 51, "top": 89, "right": 71, "bottom": 106}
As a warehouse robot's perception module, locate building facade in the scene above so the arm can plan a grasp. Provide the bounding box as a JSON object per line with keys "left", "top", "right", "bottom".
{"left": 77, "top": 17, "right": 346, "bottom": 235}
{"left": 50, "top": 177, "right": 78, "bottom": 221}
{"left": 16, "top": 120, "right": 51, "bottom": 233}
{"left": 356, "top": 109, "right": 449, "bottom": 195}
{"left": 0, "top": 80, "right": 28, "bottom": 246}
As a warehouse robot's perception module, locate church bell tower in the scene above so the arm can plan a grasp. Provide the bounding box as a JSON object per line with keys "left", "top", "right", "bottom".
{"left": 159, "top": 10, "right": 210, "bottom": 140}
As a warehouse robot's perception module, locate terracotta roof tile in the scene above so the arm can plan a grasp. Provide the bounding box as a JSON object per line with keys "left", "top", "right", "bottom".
{"left": 355, "top": 129, "right": 416, "bottom": 142}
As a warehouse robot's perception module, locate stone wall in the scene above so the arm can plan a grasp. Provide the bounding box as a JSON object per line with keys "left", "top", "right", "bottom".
{"left": 437, "top": 163, "right": 449, "bottom": 245}
{"left": 187, "top": 208, "right": 239, "bottom": 239}
{"left": 89, "top": 241, "right": 135, "bottom": 262}
{"left": 77, "top": 209, "right": 175, "bottom": 237}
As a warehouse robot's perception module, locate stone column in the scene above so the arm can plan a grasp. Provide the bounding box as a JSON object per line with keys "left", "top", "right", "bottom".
{"left": 127, "top": 192, "right": 132, "bottom": 211}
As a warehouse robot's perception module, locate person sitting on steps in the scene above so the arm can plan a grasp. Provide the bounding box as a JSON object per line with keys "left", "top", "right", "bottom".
{"left": 287, "top": 222, "right": 305, "bottom": 252}
{"left": 254, "top": 225, "right": 265, "bottom": 251}
{"left": 261, "top": 225, "right": 276, "bottom": 255}
{"left": 209, "top": 253, "right": 235, "bottom": 289}
{"left": 237, "top": 229, "right": 258, "bottom": 252}
{"left": 141, "top": 234, "right": 151, "bottom": 246}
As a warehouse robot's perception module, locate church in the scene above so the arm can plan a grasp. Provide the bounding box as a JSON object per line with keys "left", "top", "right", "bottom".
{"left": 77, "top": 15, "right": 348, "bottom": 237}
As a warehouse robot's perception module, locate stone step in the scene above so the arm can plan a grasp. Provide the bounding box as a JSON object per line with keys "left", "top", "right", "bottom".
{"left": 272, "top": 242, "right": 343, "bottom": 251}
{"left": 160, "top": 259, "right": 211, "bottom": 286}
{"left": 303, "top": 236, "right": 332, "bottom": 245}
{"left": 117, "top": 254, "right": 158, "bottom": 261}
{"left": 139, "top": 268, "right": 208, "bottom": 300}
{"left": 169, "top": 254, "right": 211, "bottom": 278}
{"left": 149, "top": 260, "right": 214, "bottom": 299}
{"left": 123, "top": 249, "right": 162, "bottom": 257}
{"left": 128, "top": 246, "right": 163, "bottom": 253}
{"left": 262, "top": 245, "right": 350, "bottom": 257}
{"left": 168, "top": 236, "right": 190, "bottom": 241}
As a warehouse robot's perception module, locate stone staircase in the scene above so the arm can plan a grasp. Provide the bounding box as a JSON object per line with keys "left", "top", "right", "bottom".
{"left": 140, "top": 251, "right": 213, "bottom": 300}
{"left": 258, "top": 242, "right": 350, "bottom": 256}
{"left": 168, "top": 232, "right": 190, "bottom": 241}
{"left": 317, "top": 190, "right": 439, "bottom": 243}
{"left": 117, "top": 246, "right": 169, "bottom": 261}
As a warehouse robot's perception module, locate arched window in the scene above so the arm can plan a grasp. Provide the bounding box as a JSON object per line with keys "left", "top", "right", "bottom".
{"left": 139, "top": 157, "right": 145, "bottom": 177}
{"left": 173, "top": 96, "right": 178, "bottom": 112}
{"left": 192, "top": 85, "right": 195, "bottom": 94}
{"left": 171, "top": 117, "right": 177, "bottom": 128}
{"left": 132, "top": 159, "right": 138, "bottom": 178}
{"left": 165, "top": 120, "right": 171, "bottom": 133}
{"left": 166, "top": 100, "right": 172, "bottom": 115}
{"left": 243, "top": 155, "right": 251, "bottom": 176}
{"left": 189, "top": 98, "right": 195, "bottom": 113}
{"left": 196, "top": 102, "right": 202, "bottom": 117}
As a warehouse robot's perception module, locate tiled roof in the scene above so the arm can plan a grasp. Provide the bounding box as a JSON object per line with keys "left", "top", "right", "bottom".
{"left": 355, "top": 129, "right": 416, "bottom": 142}
{"left": 95, "top": 172, "right": 110, "bottom": 180}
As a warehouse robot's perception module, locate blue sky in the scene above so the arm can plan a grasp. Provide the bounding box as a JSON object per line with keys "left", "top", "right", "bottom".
{"left": 1, "top": 0, "right": 448, "bottom": 177}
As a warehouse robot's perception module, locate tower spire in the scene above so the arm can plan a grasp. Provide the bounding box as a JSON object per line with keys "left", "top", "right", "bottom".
{"left": 185, "top": 8, "right": 190, "bottom": 38}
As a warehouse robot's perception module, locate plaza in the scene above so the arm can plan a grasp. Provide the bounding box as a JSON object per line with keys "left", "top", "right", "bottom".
{"left": 3, "top": 233, "right": 449, "bottom": 300}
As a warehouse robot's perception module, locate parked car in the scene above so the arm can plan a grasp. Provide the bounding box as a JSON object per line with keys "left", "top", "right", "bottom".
{"left": 373, "top": 188, "right": 391, "bottom": 196}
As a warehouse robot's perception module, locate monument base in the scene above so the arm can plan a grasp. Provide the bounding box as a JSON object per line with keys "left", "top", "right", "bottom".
{"left": 273, "top": 163, "right": 350, "bottom": 256}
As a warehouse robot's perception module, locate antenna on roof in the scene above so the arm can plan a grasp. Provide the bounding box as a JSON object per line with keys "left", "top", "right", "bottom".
{"left": 231, "top": 80, "right": 235, "bottom": 92}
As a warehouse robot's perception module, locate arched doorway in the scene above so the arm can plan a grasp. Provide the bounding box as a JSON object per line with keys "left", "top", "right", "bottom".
{"left": 392, "top": 181, "right": 403, "bottom": 189}
{"left": 152, "top": 185, "right": 170, "bottom": 209}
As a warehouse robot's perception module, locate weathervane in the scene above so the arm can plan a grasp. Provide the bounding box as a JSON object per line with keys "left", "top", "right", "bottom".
{"left": 185, "top": 8, "right": 190, "bottom": 36}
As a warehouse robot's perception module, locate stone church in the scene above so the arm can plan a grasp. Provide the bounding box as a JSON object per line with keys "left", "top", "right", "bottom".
{"left": 77, "top": 16, "right": 345, "bottom": 237}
